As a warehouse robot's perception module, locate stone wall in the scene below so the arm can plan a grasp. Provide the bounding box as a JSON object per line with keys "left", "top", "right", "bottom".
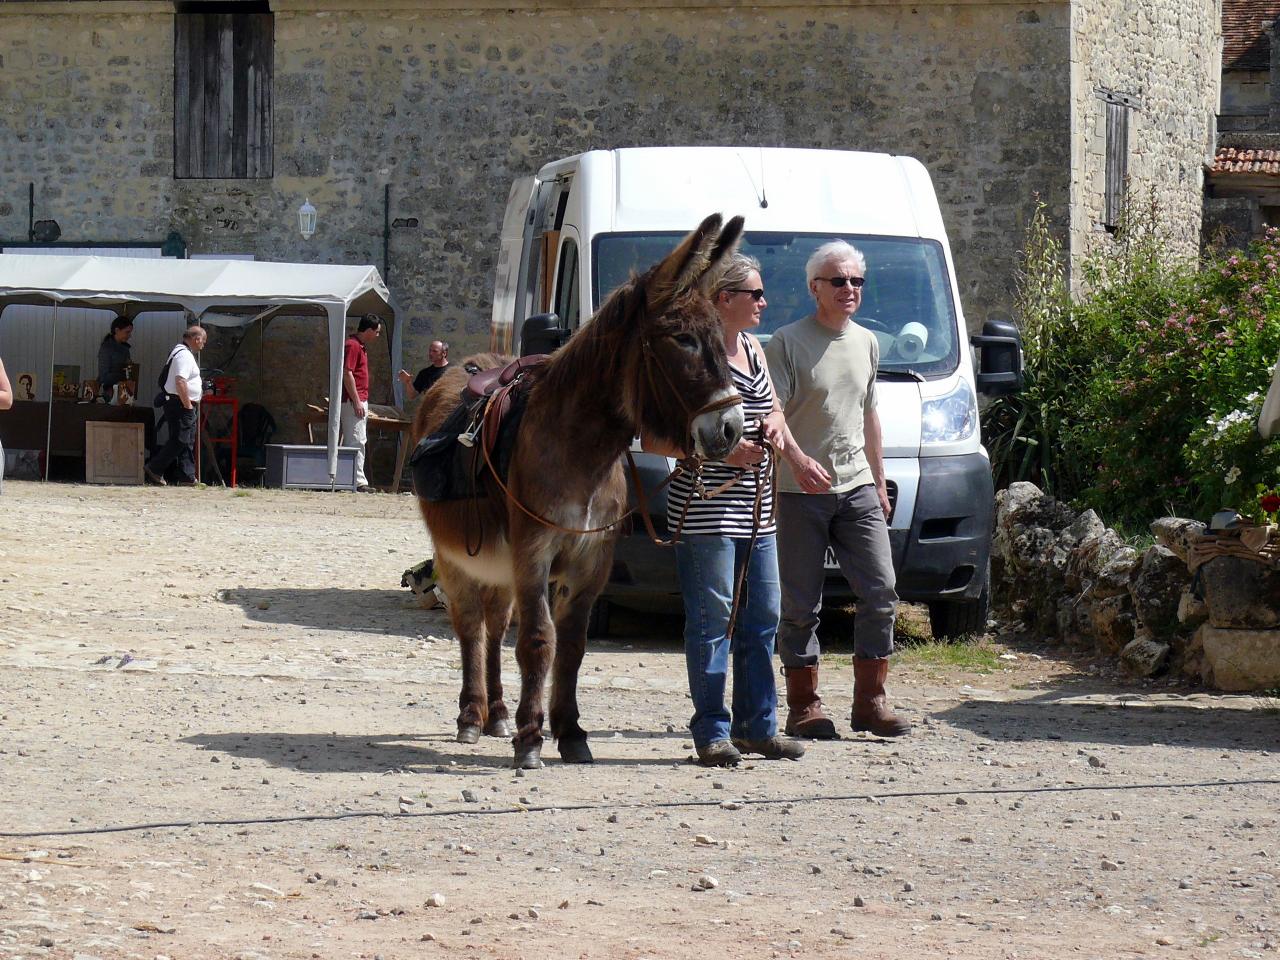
{"left": 994, "top": 483, "right": 1280, "bottom": 692}
{"left": 1221, "top": 69, "right": 1272, "bottom": 132}
{"left": 1, "top": 0, "right": 1072, "bottom": 458}
{"left": 1069, "top": 0, "right": 1220, "bottom": 267}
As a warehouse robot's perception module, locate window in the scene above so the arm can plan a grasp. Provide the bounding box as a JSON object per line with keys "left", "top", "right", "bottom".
{"left": 594, "top": 232, "right": 961, "bottom": 378}
{"left": 554, "top": 238, "right": 580, "bottom": 328}
{"left": 1099, "top": 88, "right": 1139, "bottom": 232}
{"left": 175, "top": 3, "right": 273, "bottom": 179}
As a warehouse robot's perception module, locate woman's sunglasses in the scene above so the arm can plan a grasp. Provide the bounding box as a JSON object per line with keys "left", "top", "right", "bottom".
{"left": 726, "top": 288, "right": 766, "bottom": 301}
{"left": 816, "top": 275, "right": 866, "bottom": 289}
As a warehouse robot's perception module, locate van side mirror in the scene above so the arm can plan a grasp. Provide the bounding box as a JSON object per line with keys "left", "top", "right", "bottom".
{"left": 971, "top": 318, "right": 1024, "bottom": 396}
{"left": 520, "top": 313, "right": 569, "bottom": 357}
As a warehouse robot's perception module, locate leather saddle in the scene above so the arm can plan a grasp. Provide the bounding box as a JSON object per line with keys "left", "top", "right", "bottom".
{"left": 465, "top": 354, "right": 548, "bottom": 401}
{"left": 410, "top": 355, "right": 549, "bottom": 504}
{"left": 464, "top": 355, "right": 548, "bottom": 462}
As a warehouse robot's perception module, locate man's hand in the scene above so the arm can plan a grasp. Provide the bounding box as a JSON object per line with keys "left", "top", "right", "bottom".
{"left": 355, "top": 400, "right": 366, "bottom": 418}
{"left": 791, "top": 455, "right": 832, "bottom": 493}
{"left": 877, "top": 482, "right": 892, "bottom": 520}
{"left": 724, "top": 439, "right": 766, "bottom": 469}
{"left": 397, "top": 369, "right": 412, "bottom": 386}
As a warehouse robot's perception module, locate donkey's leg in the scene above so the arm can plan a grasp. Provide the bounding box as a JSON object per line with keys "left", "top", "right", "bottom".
{"left": 481, "top": 586, "right": 513, "bottom": 738}
{"left": 437, "top": 561, "right": 489, "bottom": 744}
{"left": 549, "top": 560, "right": 611, "bottom": 764}
{"left": 512, "top": 556, "right": 556, "bottom": 769}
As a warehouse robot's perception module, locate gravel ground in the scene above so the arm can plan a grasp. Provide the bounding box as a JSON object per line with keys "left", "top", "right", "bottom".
{"left": 0, "top": 480, "right": 1277, "bottom": 960}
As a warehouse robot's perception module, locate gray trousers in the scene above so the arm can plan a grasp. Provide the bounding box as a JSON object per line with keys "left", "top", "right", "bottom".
{"left": 776, "top": 485, "right": 897, "bottom": 665}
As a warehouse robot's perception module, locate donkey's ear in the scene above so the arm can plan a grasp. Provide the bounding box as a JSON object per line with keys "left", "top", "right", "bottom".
{"left": 646, "top": 213, "right": 724, "bottom": 312}
{"left": 697, "top": 215, "right": 746, "bottom": 296}
{"left": 708, "top": 216, "right": 745, "bottom": 268}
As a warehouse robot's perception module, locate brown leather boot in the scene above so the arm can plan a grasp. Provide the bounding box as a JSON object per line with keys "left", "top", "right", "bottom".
{"left": 851, "top": 657, "right": 911, "bottom": 737}
{"left": 783, "top": 665, "right": 838, "bottom": 740}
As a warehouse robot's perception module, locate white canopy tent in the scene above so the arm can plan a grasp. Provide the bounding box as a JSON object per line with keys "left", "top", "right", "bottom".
{"left": 0, "top": 254, "right": 399, "bottom": 480}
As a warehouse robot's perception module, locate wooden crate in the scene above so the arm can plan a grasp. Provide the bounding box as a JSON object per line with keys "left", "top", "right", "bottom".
{"left": 85, "top": 421, "right": 145, "bottom": 485}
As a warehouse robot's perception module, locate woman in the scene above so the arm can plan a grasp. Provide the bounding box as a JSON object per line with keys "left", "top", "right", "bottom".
{"left": 646, "top": 253, "right": 828, "bottom": 766}
{"left": 0, "top": 357, "right": 12, "bottom": 493}
{"left": 97, "top": 316, "right": 133, "bottom": 401}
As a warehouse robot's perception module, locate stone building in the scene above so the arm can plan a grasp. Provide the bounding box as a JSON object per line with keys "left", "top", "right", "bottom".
{"left": 1205, "top": 0, "right": 1280, "bottom": 248}
{"left": 0, "top": 0, "right": 1219, "bottom": 453}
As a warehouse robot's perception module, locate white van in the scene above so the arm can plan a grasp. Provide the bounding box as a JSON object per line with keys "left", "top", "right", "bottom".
{"left": 491, "top": 147, "right": 1022, "bottom": 639}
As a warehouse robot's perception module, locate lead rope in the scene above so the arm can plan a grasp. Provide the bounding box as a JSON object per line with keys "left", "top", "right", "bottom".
{"left": 723, "top": 441, "right": 777, "bottom": 644}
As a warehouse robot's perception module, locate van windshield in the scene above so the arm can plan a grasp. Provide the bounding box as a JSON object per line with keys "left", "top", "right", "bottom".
{"left": 593, "top": 232, "right": 960, "bottom": 377}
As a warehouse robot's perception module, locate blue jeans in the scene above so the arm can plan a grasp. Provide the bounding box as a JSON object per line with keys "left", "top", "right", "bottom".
{"left": 675, "top": 534, "right": 781, "bottom": 747}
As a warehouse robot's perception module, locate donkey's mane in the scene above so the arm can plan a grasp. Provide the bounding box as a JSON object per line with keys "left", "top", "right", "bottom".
{"left": 536, "top": 272, "right": 646, "bottom": 417}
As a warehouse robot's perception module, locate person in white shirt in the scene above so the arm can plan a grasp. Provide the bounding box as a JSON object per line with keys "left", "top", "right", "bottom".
{"left": 145, "top": 325, "right": 207, "bottom": 486}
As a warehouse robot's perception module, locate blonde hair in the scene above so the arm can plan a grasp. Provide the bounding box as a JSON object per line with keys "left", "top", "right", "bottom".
{"left": 710, "top": 252, "right": 762, "bottom": 298}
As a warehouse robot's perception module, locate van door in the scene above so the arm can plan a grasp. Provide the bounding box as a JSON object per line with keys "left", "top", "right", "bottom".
{"left": 490, "top": 176, "right": 539, "bottom": 353}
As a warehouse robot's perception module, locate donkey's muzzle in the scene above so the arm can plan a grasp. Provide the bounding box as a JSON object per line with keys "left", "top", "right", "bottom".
{"left": 691, "top": 393, "right": 744, "bottom": 461}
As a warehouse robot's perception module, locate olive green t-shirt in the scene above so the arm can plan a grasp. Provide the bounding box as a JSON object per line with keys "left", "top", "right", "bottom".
{"left": 764, "top": 314, "right": 879, "bottom": 495}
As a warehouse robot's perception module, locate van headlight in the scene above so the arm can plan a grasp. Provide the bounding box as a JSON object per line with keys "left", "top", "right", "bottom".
{"left": 921, "top": 379, "right": 977, "bottom": 445}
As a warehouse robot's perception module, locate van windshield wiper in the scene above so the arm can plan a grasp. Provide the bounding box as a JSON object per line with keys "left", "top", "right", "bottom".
{"left": 877, "top": 369, "right": 926, "bottom": 382}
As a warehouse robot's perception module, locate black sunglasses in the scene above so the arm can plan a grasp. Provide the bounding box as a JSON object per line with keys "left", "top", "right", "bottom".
{"left": 816, "top": 275, "right": 866, "bottom": 289}
{"left": 726, "top": 287, "right": 766, "bottom": 301}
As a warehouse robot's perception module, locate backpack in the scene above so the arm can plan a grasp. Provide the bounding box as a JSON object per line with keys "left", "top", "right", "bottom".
{"left": 153, "top": 346, "right": 183, "bottom": 408}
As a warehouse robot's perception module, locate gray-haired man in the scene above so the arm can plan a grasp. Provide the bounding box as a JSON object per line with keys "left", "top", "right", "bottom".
{"left": 763, "top": 241, "right": 910, "bottom": 739}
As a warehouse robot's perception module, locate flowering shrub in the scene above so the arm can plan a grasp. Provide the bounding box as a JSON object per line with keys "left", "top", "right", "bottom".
{"left": 984, "top": 206, "right": 1280, "bottom": 530}
{"left": 1183, "top": 391, "right": 1280, "bottom": 523}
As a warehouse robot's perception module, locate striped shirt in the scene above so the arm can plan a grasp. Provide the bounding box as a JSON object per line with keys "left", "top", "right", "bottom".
{"left": 667, "top": 333, "right": 776, "bottom": 538}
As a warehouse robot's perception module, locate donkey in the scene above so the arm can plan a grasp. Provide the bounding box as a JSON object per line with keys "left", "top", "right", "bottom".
{"left": 413, "top": 214, "right": 746, "bottom": 768}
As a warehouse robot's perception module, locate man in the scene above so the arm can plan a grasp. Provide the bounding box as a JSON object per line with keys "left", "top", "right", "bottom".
{"left": 342, "top": 315, "right": 382, "bottom": 492}
{"left": 397, "top": 339, "right": 450, "bottom": 401}
{"left": 763, "top": 240, "right": 910, "bottom": 739}
{"left": 145, "top": 324, "right": 207, "bottom": 486}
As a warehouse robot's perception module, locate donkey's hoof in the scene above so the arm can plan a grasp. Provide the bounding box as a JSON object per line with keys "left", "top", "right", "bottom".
{"left": 512, "top": 744, "right": 544, "bottom": 770}
{"left": 558, "top": 737, "right": 594, "bottom": 764}
{"left": 484, "top": 717, "right": 512, "bottom": 738}
{"left": 456, "top": 724, "right": 482, "bottom": 745}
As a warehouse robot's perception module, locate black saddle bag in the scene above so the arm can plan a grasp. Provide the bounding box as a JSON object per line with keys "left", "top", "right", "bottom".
{"left": 410, "top": 390, "right": 529, "bottom": 503}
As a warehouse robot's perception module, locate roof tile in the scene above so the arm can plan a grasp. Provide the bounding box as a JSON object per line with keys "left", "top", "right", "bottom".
{"left": 1213, "top": 145, "right": 1280, "bottom": 175}
{"left": 1223, "top": 0, "right": 1280, "bottom": 70}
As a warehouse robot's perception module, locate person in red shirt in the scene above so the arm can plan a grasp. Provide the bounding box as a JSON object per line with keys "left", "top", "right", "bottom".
{"left": 341, "top": 315, "right": 382, "bottom": 492}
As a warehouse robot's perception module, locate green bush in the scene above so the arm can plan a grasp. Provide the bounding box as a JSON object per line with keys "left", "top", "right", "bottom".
{"left": 983, "top": 204, "right": 1280, "bottom": 529}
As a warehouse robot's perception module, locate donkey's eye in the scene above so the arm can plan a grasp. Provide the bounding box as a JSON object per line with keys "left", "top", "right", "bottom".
{"left": 672, "top": 333, "right": 698, "bottom": 350}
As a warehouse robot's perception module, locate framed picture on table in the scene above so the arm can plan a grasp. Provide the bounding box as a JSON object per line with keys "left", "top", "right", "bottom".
{"left": 52, "top": 364, "right": 80, "bottom": 399}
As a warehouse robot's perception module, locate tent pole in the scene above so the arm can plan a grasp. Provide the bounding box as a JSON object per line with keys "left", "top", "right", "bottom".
{"left": 43, "top": 303, "right": 56, "bottom": 482}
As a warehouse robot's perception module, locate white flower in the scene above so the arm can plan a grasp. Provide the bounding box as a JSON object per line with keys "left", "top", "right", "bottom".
{"left": 1225, "top": 466, "right": 1242, "bottom": 485}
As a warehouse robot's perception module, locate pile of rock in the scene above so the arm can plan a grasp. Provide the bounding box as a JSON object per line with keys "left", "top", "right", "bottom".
{"left": 992, "top": 482, "right": 1280, "bottom": 691}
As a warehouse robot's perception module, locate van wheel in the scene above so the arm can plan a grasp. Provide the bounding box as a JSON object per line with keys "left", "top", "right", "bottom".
{"left": 927, "top": 588, "right": 989, "bottom": 641}
{"left": 587, "top": 598, "right": 611, "bottom": 639}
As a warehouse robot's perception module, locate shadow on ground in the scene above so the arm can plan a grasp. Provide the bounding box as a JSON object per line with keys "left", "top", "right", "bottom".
{"left": 181, "top": 730, "right": 688, "bottom": 773}
{"left": 934, "top": 693, "right": 1280, "bottom": 752}
{"left": 222, "top": 587, "right": 438, "bottom": 637}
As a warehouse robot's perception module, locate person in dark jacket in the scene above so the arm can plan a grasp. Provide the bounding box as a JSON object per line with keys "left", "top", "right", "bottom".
{"left": 97, "top": 316, "right": 133, "bottom": 401}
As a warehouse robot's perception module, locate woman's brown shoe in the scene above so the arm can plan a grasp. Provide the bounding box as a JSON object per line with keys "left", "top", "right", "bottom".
{"left": 695, "top": 740, "right": 742, "bottom": 767}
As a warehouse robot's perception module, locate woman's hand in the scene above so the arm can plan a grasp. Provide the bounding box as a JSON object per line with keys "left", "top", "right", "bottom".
{"left": 723, "top": 439, "right": 767, "bottom": 469}
{"left": 761, "top": 410, "right": 787, "bottom": 450}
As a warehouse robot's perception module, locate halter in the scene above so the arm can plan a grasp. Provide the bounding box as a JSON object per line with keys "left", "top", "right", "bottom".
{"left": 638, "top": 336, "right": 744, "bottom": 459}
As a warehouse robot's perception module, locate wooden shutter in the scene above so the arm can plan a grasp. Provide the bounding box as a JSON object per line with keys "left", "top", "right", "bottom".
{"left": 175, "top": 12, "right": 273, "bottom": 179}
{"left": 1103, "top": 98, "right": 1131, "bottom": 231}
